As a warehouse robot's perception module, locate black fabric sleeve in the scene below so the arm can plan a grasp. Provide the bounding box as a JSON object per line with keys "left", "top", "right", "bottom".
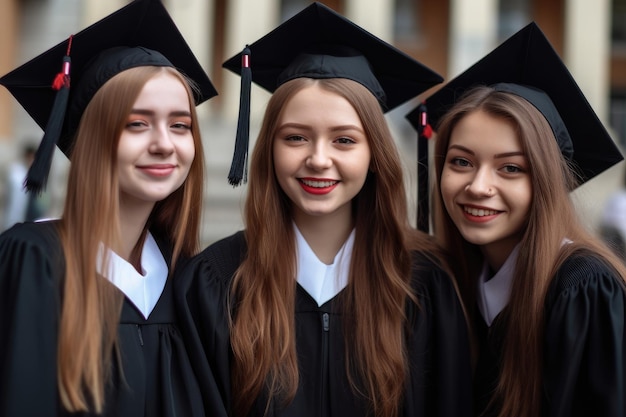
{"left": 0, "top": 222, "right": 63, "bottom": 417}
{"left": 543, "top": 254, "right": 626, "bottom": 417}
{"left": 407, "top": 254, "right": 473, "bottom": 417}
{"left": 174, "top": 231, "right": 246, "bottom": 417}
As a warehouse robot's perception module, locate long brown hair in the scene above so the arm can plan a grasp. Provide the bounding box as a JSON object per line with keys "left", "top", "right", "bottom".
{"left": 230, "top": 77, "right": 442, "bottom": 417}
{"left": 432, "top": 86, "right": 626, "bottom": 417}
{"left": 57, "top": 66, "right": 204, "bottom": 412}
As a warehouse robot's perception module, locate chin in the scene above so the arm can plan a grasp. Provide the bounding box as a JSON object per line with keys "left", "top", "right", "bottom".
{"left": 458, "top": 231, "right": 498, "bottom": 246}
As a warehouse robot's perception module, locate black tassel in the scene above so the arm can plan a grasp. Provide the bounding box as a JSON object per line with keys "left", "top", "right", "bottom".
{"left": 415, "top": 102, "right": 431, "bottom": 233}
{"left": 227, "top": 46, "right": 251, "bottom": 187}
{"left": 26, "top": 36, "right": 73, "bottom": 194}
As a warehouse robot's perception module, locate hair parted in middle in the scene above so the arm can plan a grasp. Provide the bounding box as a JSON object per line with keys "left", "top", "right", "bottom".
{"left": 57, "top": 65, "right": 204, "bottom": 412}
{"left": 432, "top": 85, "right": 626, "bottom": 417}
{"left": 229, "top": 76, "right": 445, "bottom": 417}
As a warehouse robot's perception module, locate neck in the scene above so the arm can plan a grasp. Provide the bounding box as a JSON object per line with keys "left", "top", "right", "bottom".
{"left": 293, "top": 208, "right": 353, "bottom": 265}
{"left": 118, "top": 198, "right": 154, "bottom": 263}
{"left": 480, "top": 236, "right": 522, "bottom": 273}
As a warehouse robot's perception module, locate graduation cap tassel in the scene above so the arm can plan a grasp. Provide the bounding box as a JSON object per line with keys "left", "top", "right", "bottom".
{"left": 25, "top": 35, "right": 74, "bottom": 194}
{"left": 228, "top": 46, "right": 252, "bottom": 187}
{"left": 415, "top": 102, "right": 432, "bottom": 233}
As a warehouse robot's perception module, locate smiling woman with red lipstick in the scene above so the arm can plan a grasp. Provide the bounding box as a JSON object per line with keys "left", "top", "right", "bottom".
{"left": 272, "top": 83, "right": 372, "bottom": 227}
{"left": 418, "top": 23, "right": 626, "bottom": 417}
{"left": 0, "top": 1, "right": 224, "bottom": 416}
{"left": 176, "top": 3, "right": 472, "bottom": 417}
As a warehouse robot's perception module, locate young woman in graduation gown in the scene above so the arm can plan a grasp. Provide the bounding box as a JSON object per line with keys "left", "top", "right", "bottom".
{"left": 176, "top": 4, "right": 473, "bottom": 417}
{"left": 423, "top": 22, "right": 626, "bottom": 417}
{"left": 0, "top": 1, "right": 223, "bottom": 416}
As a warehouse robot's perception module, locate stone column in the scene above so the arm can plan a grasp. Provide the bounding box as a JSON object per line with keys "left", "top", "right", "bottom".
{"left": 0, "top": 0, "right": 18, "bottom": 142}
{"left": 564, "top": 0, "right": 611, "bottom": 121}
{"left": 345, "top": 0, "right": 393, "bottom": 40}
{"left": 222, "top": 0, "right": 280, "bottom": 122}
{"left": 564, "top": 0, "right": 619, "bottom": 230}
{"left": 83, "top": 0, "right": 124, "bottom": 24}
{"left": 166, "top": 0, "right": 215, "bottom": 117}
{"left": 448, "top": 0, "right": 498, "bottom": 77}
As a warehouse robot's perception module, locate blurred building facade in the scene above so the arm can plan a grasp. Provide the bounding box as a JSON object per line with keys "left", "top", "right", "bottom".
{"left": 0, "top": 0, "right": 624, "bottom": 245}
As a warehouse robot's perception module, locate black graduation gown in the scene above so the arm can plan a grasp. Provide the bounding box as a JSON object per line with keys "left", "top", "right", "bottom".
{"left": 473, "top": 251, "right": 626, "bottom": 417}
{"left": 176, "top": 231, "right": 473, "bottom": 417}
{"left": 0, "top": 221, "right": 207, "bottom": 417}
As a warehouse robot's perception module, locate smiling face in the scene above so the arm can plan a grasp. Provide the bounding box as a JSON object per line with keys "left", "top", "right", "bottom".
{"left": 440, "top": 109, "right": 532, "bottom": 264}
{"left": 272, "top": 83, "right": 371, "bottom": 228}
{"left": 117, "top": 71, "right": 195, "bottom": 209}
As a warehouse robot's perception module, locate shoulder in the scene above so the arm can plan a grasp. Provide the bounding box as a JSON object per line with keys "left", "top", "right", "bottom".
{"left": 553, "top": 249, "right": 621, "bottom": 289}
{"left": 197, "top": 231, "right": 247, "bottom": 277}
{"left": 406, "top": 250, "right": 468, "bottom": 341}
{"left": 0, "top": 220, "right": 64, "bottom": 284}
{"left": 410, "top": 250, "right": 451, "bottom": 283}
{"left": 200, "top": 230, "right": 247, "bottom": 263}
{"left": 0, "top": 221, "right": 61, "bottom": 254}
{"left": 181, "top": 231, "right": 247, "bottom": 288}
{"left": 405, "top": 229, "right": 453, "bottom": 285}
{"left": 547, "top": 249, "right": 625, "bottom": 305}
{"left": 409, "top": 249, "right": 458, "bottom": 301}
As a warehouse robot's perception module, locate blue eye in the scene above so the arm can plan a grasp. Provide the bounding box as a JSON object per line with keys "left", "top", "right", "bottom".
{"left": 451, "top": 157, "right": 471, "bottom": 167}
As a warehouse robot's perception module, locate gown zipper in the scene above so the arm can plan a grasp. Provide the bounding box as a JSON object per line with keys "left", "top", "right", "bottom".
{"left": 136, "top": 324, "right": 144, "bottom": 346}
{"left": 320, "top": 312, "right": 330, "bottom": 417}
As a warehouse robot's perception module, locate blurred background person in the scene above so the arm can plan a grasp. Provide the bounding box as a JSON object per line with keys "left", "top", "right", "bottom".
{"left": 600, "top": 164, "right": 626, "bottom": 260}
{"left": 2, "top": 142, "right": 49, "bottom": 230}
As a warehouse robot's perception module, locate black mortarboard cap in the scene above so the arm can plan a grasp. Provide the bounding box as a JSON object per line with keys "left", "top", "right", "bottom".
{"left": 407, "top": 21, "right": 623, "bottom": 185}
{"left": 222, "top": 1, "right": 443, "bottom": 186}
{"left": 0, "top": 0, "right": 217, "bottom": 193}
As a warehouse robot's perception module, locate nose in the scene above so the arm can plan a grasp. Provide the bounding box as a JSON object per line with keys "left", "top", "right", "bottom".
{"left": 465, "top": 167, "right": 495, "bottom": 197}
{"left": 149, "top": 124, "right": 175, "bottom": 155}
{"left": 305, "top": 141, "right": 332, "bottom": 170}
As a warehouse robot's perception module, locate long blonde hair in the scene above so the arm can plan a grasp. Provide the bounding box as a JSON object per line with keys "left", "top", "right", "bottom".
{"left": 57, "top": 65, "right": 204, "bottom": 412}
{"left": 433, "top": 85, "right": 626, "bottom": 417}
{"left": 230, "top": 77, "right": 444, "bottom": 417}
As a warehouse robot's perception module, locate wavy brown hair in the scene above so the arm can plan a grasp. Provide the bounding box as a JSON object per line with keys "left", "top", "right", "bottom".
{"left": 229, "top": 77, "right": 445, "bottom": 417}
{"left": 57, "top": 66, "right": 204, "bottom": 412}
{"left": 432, "top": 85, "right": 626, "bottom": 417}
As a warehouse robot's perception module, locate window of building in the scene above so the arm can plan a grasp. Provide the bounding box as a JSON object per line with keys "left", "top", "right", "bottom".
{"left": 394, "top": 0, "right": 422, "bottom": 43}
{"left": 611, "top": 0, "right": 626, "bottom": 147}
{"left": 611, "top": 94, "right": 626, "bottom": 148}
{"left": 280, "top": 0, "right": 343, "bottom": 21}
{"left": 613, "top": 0, "right": 626, "bottom": 46}
{"left": 280, "top": 0, "right": 312, "bottom": 21}
{"left": 498, "top": 0, "right": 531, "bottom": 41}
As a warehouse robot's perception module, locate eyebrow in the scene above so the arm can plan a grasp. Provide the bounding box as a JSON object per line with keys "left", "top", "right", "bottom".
{"left": 129, "top": 109, "right": 192, "bottom": 117}
{"left": 329, "top": 125, "right": 364, "bottom": 133}
{"left": 448, "top": 144, "right": 525, "bottom": 159}
{"left": 494, "top": 151, "right": 525, "bottom": 158}
{"left": 278, "top": 122, "right": 364, "bottom": 133}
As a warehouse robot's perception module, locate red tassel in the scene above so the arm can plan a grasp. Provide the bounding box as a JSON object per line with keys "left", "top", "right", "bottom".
{"left": 51, "top": 35, "right": 73, "bottom": 90}
{"left": 423, "top": 123, "right": 432, "bottom": 139}
{"left": 415, "top": 101, "right": 433, "bottom": 139}
{"left": 52, "top": 73, "right": 67, "bottom": 90}
{"left": 25, "top": 34, "right": 73, "bottom": 194}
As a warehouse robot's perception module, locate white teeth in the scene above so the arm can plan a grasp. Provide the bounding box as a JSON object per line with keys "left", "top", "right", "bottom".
{"left": 464, "top": 206, "right": 498, "bottom": 216}
{"left": 301, "top": 179, "right": 337, "bottom": 188}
